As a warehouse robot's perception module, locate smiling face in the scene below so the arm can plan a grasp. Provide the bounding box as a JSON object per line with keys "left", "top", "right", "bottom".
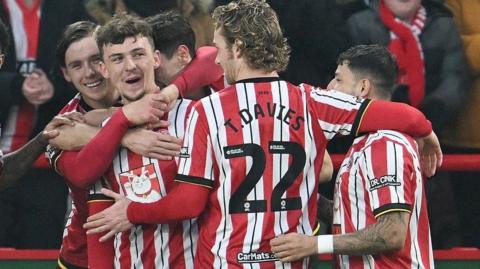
{"left": 100, "top": 35, "right": 160, "bottom": 103}
{"left": 329, "top": 63, "right": 363, "bottom": 96}
{"left": 62, "top": 35, "right": 108, "bottom": 107}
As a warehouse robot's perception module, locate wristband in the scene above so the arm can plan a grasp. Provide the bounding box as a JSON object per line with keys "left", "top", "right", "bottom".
{"left": 317, "top": 235, "right": 334, "bottom": 254}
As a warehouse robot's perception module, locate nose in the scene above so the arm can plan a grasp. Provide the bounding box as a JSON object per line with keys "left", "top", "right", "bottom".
{"left": 125, "top": 56, "right": 136, "bottom": 71}
{"left": 85, "top": 63, "right": 97, "bottom": 78}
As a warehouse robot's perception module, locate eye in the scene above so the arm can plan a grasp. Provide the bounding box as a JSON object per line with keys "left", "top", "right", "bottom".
{"left": 133, "top": 52, "right": 145, "bottom": 58}
{"left": 111, "top": 56, "right": 122, "bottom": 63}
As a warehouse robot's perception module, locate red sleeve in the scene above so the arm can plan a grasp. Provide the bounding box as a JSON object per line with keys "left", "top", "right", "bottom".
{"left": 87, "top": 194, "right": 114, "bottom": 269}
{"left": 127, "top": 182, "right": 210, "bottom": 224}
{"left": 172, "top": 46, "right": 224, "bottom": 96}
{"left": 56, "top": 109, "right": 130, "bottom": 189}
{"left": 356, "top": 100, "right": 432, "bottom": 138}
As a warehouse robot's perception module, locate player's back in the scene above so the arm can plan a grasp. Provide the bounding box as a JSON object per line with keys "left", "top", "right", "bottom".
{"left": 184, "top": 77, "right": 324, "bottom": 268}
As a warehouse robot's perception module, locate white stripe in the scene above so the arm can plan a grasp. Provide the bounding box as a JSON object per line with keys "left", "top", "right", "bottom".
{"left": 0, "top": 106, "right": 19, "bottom": 152}
{"left": 179, "top": 109, "right": 198, "bottom": 176}
{"left": 182, "top": 220, "right": 198, "bottom": 269}
{"left": 201, "top": 94, "right": 231, "bottom": 268}
{"left": 271, "top": 81, "right": 292, "bottom": 269}
{"left": 318, "top": 120, "right": 353, "bottom": 140}
{"left": 308, "top": 88, "right": 362, "bottom": 111}
{"left": 5, "top": 0, "right": 28, "bottom": 60}
{"left": 130, "top": 225, "right": 145, "bottom": 269}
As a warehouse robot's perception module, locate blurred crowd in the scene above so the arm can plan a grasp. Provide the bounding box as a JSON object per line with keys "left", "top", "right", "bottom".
{"left": 0, "top": 0, "right": 478, "bottom": 251}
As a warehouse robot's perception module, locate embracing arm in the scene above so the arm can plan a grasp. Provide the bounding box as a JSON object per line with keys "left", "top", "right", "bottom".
{"left": 271, "top": 211, "right": 409, "bottom": 261}
{"left": 0, "top": 132, "right": 48, "bottom": 190}
{"left": 127, "top": 182, "right": 210, "bottom": 224}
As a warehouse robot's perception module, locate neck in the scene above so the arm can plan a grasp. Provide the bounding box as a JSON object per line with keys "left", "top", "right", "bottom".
{"left": 236, "top": 67, "right": 279, "bottom": 82}
{"left": 84, "top": 88, "right": 119, "bottom": 109}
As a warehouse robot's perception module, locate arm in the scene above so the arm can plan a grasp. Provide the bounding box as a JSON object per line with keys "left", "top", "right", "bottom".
{"left": 0, "top": 114, "right": 79, "bottom": 190}
{"left": 270, "top": 211, "right": 409, "bottom": 261}
{"left": 317, "top": 194, "right": 333, "bottom": 225}
{"left": 84, "top": 183, "right": 210, "bottom": 242}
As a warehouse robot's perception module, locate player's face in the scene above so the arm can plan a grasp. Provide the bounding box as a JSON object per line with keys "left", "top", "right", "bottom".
{"left": 384, "top": 0, "right": 422, "bottom": 20}
{"left": 213, "top": 28, "right": 237, "bottom": 84}
{"left": 101, "top": 35, "right": 160, "bottom": 103}
{"left": 328, "top": 63, "right": 362, "bottom": 97}
{"left": 155, "top": 50, "right": 182, "bottom": 86}
{"left": 62, "top": 36, "right": 109, "bottom": 106}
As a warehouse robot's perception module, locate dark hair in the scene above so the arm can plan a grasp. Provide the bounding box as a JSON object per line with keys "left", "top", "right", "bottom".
{"left": 146, "top": 10, "right": 196, "bottom": 59}
{"left": 56, "top": 21, "right": 97, "bottom": 67}
{"left": 0, "top": 18, "right": 10, "bottom": 55}
{"left": 212, "top": 0, "right": 290, "bottom": 72}
{"left": 337, "top": 44, "right": 398, "bottom": 99}
{"left": 96, "top": 13, "right": 154, "bottom": 56}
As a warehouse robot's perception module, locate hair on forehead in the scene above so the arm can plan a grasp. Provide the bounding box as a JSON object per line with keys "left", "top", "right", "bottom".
{"left": 56, "top": 21, "right": 97, "bottom": 68}
{"left": 95, "top": 12, "right": 154, "bottom": 56}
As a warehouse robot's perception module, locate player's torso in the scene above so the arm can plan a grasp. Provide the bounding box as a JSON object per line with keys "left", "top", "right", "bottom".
{"left": 106, "top": 99, "right": 197, "bottom": 269}
{"left": 333, "top": 131, "right": 432, "bottom": 269}
{"left": 49, "top": 94, "right": 92, "bottom": 266}
{"left": 195, "top": 79, "right": 321, "bottom": 269}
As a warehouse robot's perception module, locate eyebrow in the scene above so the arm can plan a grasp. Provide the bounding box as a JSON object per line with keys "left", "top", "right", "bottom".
{"left": 67, "top": 60, "right": 81, "bottom": 68}
{"left": 108, "top": 53, "right": 123, "bottom": 60}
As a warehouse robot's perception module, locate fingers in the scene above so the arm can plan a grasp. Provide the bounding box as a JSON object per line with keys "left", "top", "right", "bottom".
{"left": 101, "top": 188, "right": 124, "bottom": 201}
{"left": 144, "top": 66, "right": 159, "bottom": 93}
{"left": 42, "top": 130, "right": 60, "bottom": 140}
{"left": 100, "top": 230, "right": 117, "bottom": 242}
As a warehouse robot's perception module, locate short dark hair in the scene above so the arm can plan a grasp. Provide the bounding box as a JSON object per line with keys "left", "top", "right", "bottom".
{"left": 56, "top": 21, "right": 97, "bottom": 67}
{"left": 146, "top": 10, "right": 196, "bottom": 59}
{"left": 96, "top": 13, "right": 154, "bottom": 56}
{"left": 337, "top": 45, "right": 398, "bottom": 99}
{"left": 0, "top": 18, "right": 10, "bottom": 55}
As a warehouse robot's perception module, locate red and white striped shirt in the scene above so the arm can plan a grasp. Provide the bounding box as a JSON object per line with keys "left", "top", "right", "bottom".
{"left": 46, "top": 93, "right": 92, "bottom": 268}
{"left": 177, "top": 77, "right": 366, "bottom": 268}
{"left": 102, "top": 99, "right": 197, "bottom": 269}
{"left": 332, "top": 130, "right": 434, "bottom": 269}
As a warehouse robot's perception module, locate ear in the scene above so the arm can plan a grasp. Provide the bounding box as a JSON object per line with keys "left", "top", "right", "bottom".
{"left": 232, "top": 39, "right": 243, "bottom": 59}
{"left": 98, "top": 61, "right": 109, "bottom": 79}
{"left": 153, "top": 50, "right": 161, "bottom": 69}
{"left": 360, "top": 79, "right": 372, "bottom": 98}
{"left": 61, "top": 67, "right": 72, "bottom": 82}
{"left": 177, "top": 45, "right": 192, "bottom": 65}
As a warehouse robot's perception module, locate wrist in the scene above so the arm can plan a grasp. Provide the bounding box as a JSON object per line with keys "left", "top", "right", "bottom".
{"left": 317, "top": 235, "right": 334, "bottom": 254}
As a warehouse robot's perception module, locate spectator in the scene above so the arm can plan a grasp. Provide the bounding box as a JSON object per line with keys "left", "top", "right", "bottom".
{"left": 346, "top": 0, "right": 470, "bottom": 135}
{"left": 0, "top": 0, "right": 90, "bottom": 249}
{"left": 442, "top": 0, "right": 480, "bottom": 248}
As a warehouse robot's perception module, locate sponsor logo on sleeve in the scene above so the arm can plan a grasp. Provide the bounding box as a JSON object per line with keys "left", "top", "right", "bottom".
{"left": 368, "top": 175, "right": 400, "bottom": 191}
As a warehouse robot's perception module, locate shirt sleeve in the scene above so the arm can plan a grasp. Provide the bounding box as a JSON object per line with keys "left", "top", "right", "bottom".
{"left": 175, "top": 104, "right": 215, "bottom": 189}
{"left": 304, "top": 85, "right": 369, "bottom": 140}
{"left": 360, "top": 136, "right": 416, "bottom": 218}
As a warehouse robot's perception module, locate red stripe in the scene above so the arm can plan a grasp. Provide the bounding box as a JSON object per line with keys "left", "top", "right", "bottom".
{"left": 15, "top": 0, "right": 40, "bottom": 58}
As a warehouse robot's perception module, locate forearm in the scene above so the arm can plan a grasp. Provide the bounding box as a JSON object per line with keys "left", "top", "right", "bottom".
{"left": 57, "top": 109, "right": 130, "bottom": 188}
{"left": 127, "top": 182, "right": 209, "bottom": 224}
{"left": 0, "top": 132, "right": 48, "bottom": 189}
{"left": 172, "top": 46, "right": 223, "bottom": 96}
{"left": 358, "top": 100, "right": 432, "bottom": 138}
{"left": 332, "top": 211, "right": 408, "bottom": 255}
{"left": 50, "top": 123, "right": 99, "bottom": 151}
{"left": 317, "top": 194, "right": 333, "bottom": 225}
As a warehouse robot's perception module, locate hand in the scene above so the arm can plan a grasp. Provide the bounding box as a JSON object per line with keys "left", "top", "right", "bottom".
{"left": 22, "top": 68, "right": 54, "bottom": 105}
{"left": 160, "top": 84, "right": 180, "bottom": 112}
{"left": 122, "top": 93, "right": 168, "bottom": 126}
{"left": 41, "top": 112, "right": 84, "bottom": 141}
{"left": 270, "top": 233, "right": 318, "bottom": 263}
{"left": 416, "top": 131, "right": 443, "bottom": 177}
{"left": 84, "top": 107, "right": 118, "bottom": 126}
{"left": 84, "top": 188, "right": 133, "bottom": 242}
{"left": 122, "top": 128, "right": 182, "bottom": 160}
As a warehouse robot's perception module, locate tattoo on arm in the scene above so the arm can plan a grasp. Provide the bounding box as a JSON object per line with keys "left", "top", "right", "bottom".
{"left": 317, "top": 194, "right": 333, "bottom": 225}
{"left": 333, "top": 211, "right": 409, "bottom": 255}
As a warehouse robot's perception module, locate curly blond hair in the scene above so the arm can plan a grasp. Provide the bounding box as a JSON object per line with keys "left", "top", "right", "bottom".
{"left": 212, "top": 0, "right": 290, "bottom": 72}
